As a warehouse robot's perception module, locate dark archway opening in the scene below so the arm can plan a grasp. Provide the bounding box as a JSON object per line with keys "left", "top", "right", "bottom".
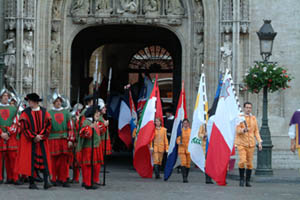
{"left": 71, "top": 25, "right": 182, "bottom": 152}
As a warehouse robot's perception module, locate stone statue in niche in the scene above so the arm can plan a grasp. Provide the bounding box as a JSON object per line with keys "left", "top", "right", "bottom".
{"left": 166, "top": 0, "right": 184, "bottom": 15}
{"left": 23, "top": 31, "right": 34, "bottom": 87}
{"left": 194, "top": 34, "right": 204, "bottom": 70}
{"left": 144, "top": 0, "right": 160, "bottom": 16}
{"left": 23, "top": 31, "right": 34, "bottom": 69}
{"left": 50, "top": 32, "right": 60, "bottom": 87}
{"left": 117, "top": 0, "right": 138, "bottom": 14}
{"left": 52, "top": 0, "right": 62, "bottom": 19}
{"left": 70, "top": 0, "right": 90, "bottom": 16}
{"left": 220, "top": 34, "right": 232, "bottom": 71}
{"left": 194, "top": 0, "right": 204, "bottom": 21}
{"left": 95, "top": 0, "right": 113, "bottom": 14}
{"left": 3, "top": 31, "right": 16, "bottom": 86}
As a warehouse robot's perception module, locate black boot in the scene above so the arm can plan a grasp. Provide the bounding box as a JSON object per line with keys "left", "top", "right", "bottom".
{"left": 245, "top": 169, "right": 252, "bottom": 187}
{"left": 43, "top": 171, "right": 52, "bottom": 190}
{"left": 239, "top": 168, "right": 245, "bottom": 187}
{"left": 205, "top": 173, "right": 213, "bottom": 184}
{"left": 154, "top": 165, "right": 160, "bottom": 179}
{"left": 182, "top": 167, "right": 188, "bottom": 183}
{"left": 29, "top": 177, "right": 39, "bottom": 190}
{"left": 185, "top": 168, "right": 190, "bottom": 183}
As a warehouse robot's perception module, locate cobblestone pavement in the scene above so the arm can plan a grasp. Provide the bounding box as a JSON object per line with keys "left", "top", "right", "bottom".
{"left": 0, "top": 153, "right": 299, "bottom": 200}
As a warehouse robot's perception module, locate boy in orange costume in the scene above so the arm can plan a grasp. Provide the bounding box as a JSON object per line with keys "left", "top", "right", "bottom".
{"left": 176, "top": 119, "right": 191, "bottom": 183}
{"left": 151, "top": 118, "right": 168, "bottom": 179}
{"left": 236, "top": 102, "right": 262, "bottom": 187}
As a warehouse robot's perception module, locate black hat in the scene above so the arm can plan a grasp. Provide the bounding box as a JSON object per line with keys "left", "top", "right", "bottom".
{"left": 84, "top": 105, "right": 100, "bottom": 118}
{"left": 84, "top": 94, "right": 93, "bottom": 103}
{"left": 24, "top": 93, "right": 43, "bottom": 102}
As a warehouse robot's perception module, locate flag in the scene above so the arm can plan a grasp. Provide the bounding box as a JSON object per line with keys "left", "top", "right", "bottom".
{"left": 205, "top": 69, "right": 241, "bottom": 186}
{"left": 164, "top": 82, "right": 187, "bottom": 180}
{"left": 207, "top": 72, "right": 223, "bottom": 148}
{"left": 155, "top": 83, "right": 164, "bottom": 127}
{"left": 133, "top": 78, "right": 158, "bottom": 178}
{"left": 188, "top": 73, "right": 208, "bottom": 172}
{"left": 118, "top": 98, "right": 132, "bottom": 149}
{"left": 137, "top": 75, "right": 153, "bottom": 113}
{"left": 129, "top": 90, "right": 137, "bottom": 137}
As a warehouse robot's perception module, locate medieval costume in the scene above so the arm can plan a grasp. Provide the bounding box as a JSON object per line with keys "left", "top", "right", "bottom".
{"left": 15, "top": 93, "right": 52, "bottom": 189}
{"left": 0, "top": 90, "right": 20, "bottom": 184}
{"left": 78, "top": 106, "right": 104, "bottom": 190}
{"left": 48, "top": 95, "right": 74, "bottom": 187}
{"left": 289, "top": 110, "right": 300, "bottom": 158}
{"left": 151, "top": 119, "right": 168, "bottom": 179}
{"left": 236, "top": 113, "right": 262, "bottom": 187}
{"left": 176, "top": 121, "right": 191, "bottom": 183}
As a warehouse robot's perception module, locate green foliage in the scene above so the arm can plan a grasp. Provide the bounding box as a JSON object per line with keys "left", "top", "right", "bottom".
{"left": 243, "top": 62, "right": 293, "bottom": 93}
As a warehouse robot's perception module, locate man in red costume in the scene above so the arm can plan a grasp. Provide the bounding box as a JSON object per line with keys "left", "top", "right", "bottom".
{"left": 0, "top": 89, "right": 21, "bottom": 185}
{"left": 48, "top": 93, "right": 74, "bottom": 187}
{"left": 16, "top": 93, "right": 52, "bottom": 189}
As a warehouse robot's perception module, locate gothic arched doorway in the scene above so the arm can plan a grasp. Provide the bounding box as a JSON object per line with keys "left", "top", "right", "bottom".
{"left": 71, "top": 24, "right": 182, "bottom": 151}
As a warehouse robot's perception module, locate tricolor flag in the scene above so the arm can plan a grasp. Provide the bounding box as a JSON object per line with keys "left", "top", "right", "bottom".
{"left": 118, "top": 98, "right": 132, "bottom": 149}
{"left": 155, "top": 83, "right": 164, "bottom": 127}
{"left": 188, "top": 73, "right": 208, "bottom": 172}
{"left": 205, "top": 69, "right": 241, "bottom": 186}
{"left": 133, "top": 78, "right": 158, "bottom": 178}
{"left": 137, "top": 75, "right": 153, "bottom": 113}
{"left": 164, "top": 82, "right": 187, "bottom": 180}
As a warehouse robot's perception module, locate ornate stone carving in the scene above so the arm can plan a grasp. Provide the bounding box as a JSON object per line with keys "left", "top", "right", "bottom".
{"left": 4, "top": 0, "right": 17, "bottom": 30}
{"left": 5, "top": 0, "right": 17, "bottom": 17}
{"left": 220, "top": 34, "right": 232, "bottom": 72}
{"left": 24, "top": 19, "right": 35, "bottom": 30}
{"left": 52, "top": 0, "right": 63, "bottom": 20}
{"left": 194, "top": 34, "right": 204, "bottom": 66}
{"left": 240, "top": 0, "right": 249, "bottom": 20}
{"left": 117, "top": 0, "right": 139, "bottom": 15}
{"left": 240, "top": 0, "right": 249, "bottom": 33}
{"left": 23, "top": 0, "right": 35, "bottom": 18}
{"left": 50, "top": 32, "right": 61, "bottom": 89}
{"left": 95, "top": 0, "right": 113, "bottom": 15}
{"left": 194, "top": 0, "right": 204, "bottom": 21}
{"left": 3, "top": 31, "right": 16, "bottom": 87}
{"left": 23, "top": 31, "right": 34, "bottom": 89}
{"left": 166, "top": 0, "right": 184, "bottom": 15}
{"left": 221, "top": 0, "right": 233, "bottom": 33}
{"left": 70, "top": 0, "right": 90, "bottom": 16}
{"left": 143, "top": 0, "right": 160, "bottom": 17}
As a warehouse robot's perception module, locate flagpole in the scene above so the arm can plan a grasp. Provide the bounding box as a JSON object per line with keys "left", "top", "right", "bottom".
{"left": 103, "top": 67, "right": 112, "bottom": 186}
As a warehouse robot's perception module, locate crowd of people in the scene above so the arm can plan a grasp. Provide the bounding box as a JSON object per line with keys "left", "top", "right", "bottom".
{"left": 0, "top": 89, "right": 111, "bottom": 190}
{"left": 0, "top": 86, "right": 298, "bottom": 190}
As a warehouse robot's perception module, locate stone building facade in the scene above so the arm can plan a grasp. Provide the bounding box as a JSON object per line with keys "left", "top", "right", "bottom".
{"left": 0, "top": 0, "right": 300, "bottom": 168}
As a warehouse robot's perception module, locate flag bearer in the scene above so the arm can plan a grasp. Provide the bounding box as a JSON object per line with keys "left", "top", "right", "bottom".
{"left": 78, "top": 105, "right": 104, "bottom": 190}
{"left": 177, "top": 119, "right": 191, "bottom": 183}
{"left": 151, "top": 117, "right": 168, "bottom": 179}
{"left": 235, "top": 102, "right": 262, "bottom": 187}
{"left": 48, "top": 92, "right": 74, "bottom": 187}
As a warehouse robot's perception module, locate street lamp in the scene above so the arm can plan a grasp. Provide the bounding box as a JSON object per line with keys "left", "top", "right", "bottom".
{"left": 255, "top": 20, "right": 277, "bottom": 176}
{"left": 257, "top": 20, "right": 277, "bottom": 63}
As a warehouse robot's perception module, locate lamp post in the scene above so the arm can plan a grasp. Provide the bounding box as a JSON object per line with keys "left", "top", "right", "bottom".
{"left": 255, "top": 20, "right": 277, "bottom": 176}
